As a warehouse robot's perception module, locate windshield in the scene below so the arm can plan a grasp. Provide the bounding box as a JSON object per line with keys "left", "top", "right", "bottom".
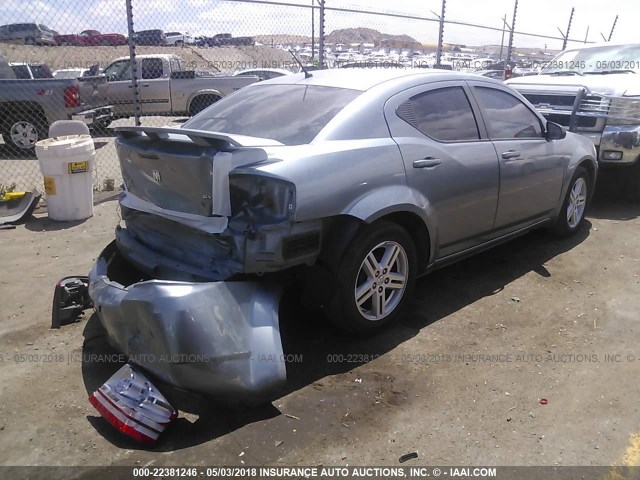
{"left": 183, "top": 84, "right": 362, "bottom": 145}
{"left": 541, "top": 44, "right": 640, "bottom": 74}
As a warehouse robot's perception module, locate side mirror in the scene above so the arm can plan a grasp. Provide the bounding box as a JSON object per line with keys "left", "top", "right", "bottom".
{"left": 546, "top": 121, "right": 566, "bottom": 141}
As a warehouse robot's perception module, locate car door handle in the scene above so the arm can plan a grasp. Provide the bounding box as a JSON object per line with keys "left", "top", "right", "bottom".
{"left": 413, "top": 158, "right": 442, "bottom": 169}
{"left": 501, "top": 150, "right": 521, "bottom": 159}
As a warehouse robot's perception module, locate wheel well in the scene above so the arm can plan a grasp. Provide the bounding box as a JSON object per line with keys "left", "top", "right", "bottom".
{"left": 378, "top": 211, "right": 430, "bottom": 273}
{"left": 318, "top": 212, "right": 430, "bottom": 275}
{"left": 578, "top": 160, "right": 596, "bottom": 198}
{"left": 188, "top": 94, "right": 221, "bottom": 115}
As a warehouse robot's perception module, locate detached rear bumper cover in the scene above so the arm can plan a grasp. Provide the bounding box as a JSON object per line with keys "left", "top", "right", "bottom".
{"left": 88, "top": 242, "right": 286, "bottom": 402}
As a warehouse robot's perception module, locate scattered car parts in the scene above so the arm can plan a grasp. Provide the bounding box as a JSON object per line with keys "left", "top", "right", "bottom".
{"left": 0, "top": 189, "right": 41, "bottom": 224}
{"left": 89, "top": 363, "right": 177, "bottom": 444}
{"left": 51, "top": 276, "right": 93, "bottom": 328}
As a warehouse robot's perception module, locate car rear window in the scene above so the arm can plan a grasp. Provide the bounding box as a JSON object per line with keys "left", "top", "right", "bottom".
{"left": 183, "top": 84, "right": 362, "bottom": 145}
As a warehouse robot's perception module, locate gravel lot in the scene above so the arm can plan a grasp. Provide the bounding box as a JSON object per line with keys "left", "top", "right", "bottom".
{"left": 0, "top": 178, "right": 639, "bottom": 470}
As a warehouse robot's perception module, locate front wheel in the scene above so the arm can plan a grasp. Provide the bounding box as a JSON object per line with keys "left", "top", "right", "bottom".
{"left": 550, "top": 166, "right": 589, "bottom": 237}
{"left": 325, "top": 221, "right": 417, "bottom": 335}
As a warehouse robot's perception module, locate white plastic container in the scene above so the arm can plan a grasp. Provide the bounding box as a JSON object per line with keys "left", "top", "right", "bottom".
{"left": 35, "top": 135, "right": 95, "bottom": 221}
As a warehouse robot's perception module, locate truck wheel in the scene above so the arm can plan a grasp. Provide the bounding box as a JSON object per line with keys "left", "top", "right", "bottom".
{"left": 189, "top": 95, "right": 221, "bottom": 116}
{"left": 324, "top": 221, "right": 417, "bottom": 335}
{"left": 4, "top": 114, "right": 47, "bottom": 151}
{"left": 24, "top": 37, "right": 35, "bottom": 45}
{"left": 550, "top": 166, "right": 589, "bottom": 237}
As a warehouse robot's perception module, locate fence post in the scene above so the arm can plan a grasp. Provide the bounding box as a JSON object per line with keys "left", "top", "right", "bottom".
{"left": 435, "top": 0, "right": 446, "bottom": 67}
{"left": 125, "top": 0, "right": 141, "bottom": 126}
{"left": 562, "top": 7, "right": 574, "bottom": 50}
{"left": 505, "top": 0, "right": 518, "bottom": 69}
{"left": 311, "top": 0, "right": 315, "bottom": 62}
{"left": 318, "top": 0, "right": 325, "bottom": 69}
{"left": 608, "top": 15, "right": 618, "bottom": 41}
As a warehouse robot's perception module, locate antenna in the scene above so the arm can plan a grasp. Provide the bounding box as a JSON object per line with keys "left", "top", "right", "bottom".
{"left": 288, "top": 49, "right": 312, "bottom": 78}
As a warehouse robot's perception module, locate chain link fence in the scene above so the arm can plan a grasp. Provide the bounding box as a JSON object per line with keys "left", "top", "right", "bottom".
{"left": 0, "top": 0, "right": 610, "bottom": 196}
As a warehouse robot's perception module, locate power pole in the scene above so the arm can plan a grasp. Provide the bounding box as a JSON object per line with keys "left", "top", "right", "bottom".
{"left": 505, "top": 0, "right": 518, "bottom": 67}
{"left": 311, "top": 0, "right": 315, "bottom": 61}
{"left": 584, "top": 25, "right": 589, "bottom": 44}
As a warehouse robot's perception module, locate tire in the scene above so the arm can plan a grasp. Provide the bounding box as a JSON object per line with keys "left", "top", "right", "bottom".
{"left": 24, "top": 37, "right": 35, "bottom": 45}
{"left": 4, "top": 113, "right": 47, "bottom": 152}
{"left": 324, "top": 221, "right": 417, "bottom": 335}
{"left": 175, "top": 40, "right": 184, "bottom": 47}
{"left": 550, "top": 166, "right": 590, "bottom": 237}
{"left": 188, "top": 95, "right": 221, "bottom": 116}
{"left": 101, "top": 39, "right": 110, "bottom": 46}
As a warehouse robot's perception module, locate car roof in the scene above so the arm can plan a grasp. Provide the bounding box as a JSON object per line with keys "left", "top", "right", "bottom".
{"left": 259, "top": 68, "right": 485, "bottom": 91}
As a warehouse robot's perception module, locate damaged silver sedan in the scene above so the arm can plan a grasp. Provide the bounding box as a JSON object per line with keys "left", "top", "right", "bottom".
{"left": 89, "top": 69, "right": 598, "bottom": 400}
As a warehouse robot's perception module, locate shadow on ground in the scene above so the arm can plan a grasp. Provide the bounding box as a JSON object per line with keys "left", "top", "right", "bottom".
{"left": 80, "top": 215, "right": 592, "bottom": 451}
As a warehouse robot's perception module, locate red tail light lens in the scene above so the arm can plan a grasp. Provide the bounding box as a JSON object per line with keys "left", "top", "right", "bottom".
{"left": 64, "top": 85, "right": 81, "bottom": 108}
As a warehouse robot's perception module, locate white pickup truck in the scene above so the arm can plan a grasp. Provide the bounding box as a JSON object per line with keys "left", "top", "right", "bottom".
{"left": 96, "top": 54, "right": 260, "bottom": 117}
{"left": 507, "top": 43, "right": 640, "bottom": 200}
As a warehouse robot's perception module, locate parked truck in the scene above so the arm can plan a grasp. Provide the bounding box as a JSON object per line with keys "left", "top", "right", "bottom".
{"left": 0, "top": 55, "right": 112, "bottom": 151}
{"left": 507, "top": 43, "right": 640, "bottom": 200}
{"left": 96, "top": 54, "right": 260, "bottom": 117}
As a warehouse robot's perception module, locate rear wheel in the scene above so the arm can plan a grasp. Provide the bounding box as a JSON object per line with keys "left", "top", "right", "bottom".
{"left": 550, "top": 166, "right": 589, "bottom": 236}
{"left": 188, "top": 95, "right": 221, "bottom": 116}
{"left": 324, "top": 221, "right": 417, "bottom": 335}
{"left": 24, "top": 37, "right": 35, "bottom": 45}
{"left": 3, "top": 113, "right": 47, "bottom": 152}
{"left": 175, "top": 40, "right": 184, "bottom": 47}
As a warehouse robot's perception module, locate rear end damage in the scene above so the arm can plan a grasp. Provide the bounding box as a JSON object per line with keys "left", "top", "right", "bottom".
{"left": 89, "top": 241, "right": 286, "bottom": 403}
{"left": 88, "top": 126, "right": 324, "bottom": 403}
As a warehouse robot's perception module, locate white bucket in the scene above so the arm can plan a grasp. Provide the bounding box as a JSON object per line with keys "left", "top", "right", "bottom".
{"left": 35, "top": 135, "right": 95, "bottom": 221}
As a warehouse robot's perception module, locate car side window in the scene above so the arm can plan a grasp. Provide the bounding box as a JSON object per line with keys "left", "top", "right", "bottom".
{"left": 396, "top": 86, "right": 480, "bottom": 142}
{"left": 141, "top": 58, "right": 164, "bottom": 79}
{"left": 104, "top": 60, "right": 132, "bottom": 81}
{"left": 474, "top": 86, "right": 543, "bottom": 139}
{"left": 169, "top": 57, "right": 180, "bottom": 74}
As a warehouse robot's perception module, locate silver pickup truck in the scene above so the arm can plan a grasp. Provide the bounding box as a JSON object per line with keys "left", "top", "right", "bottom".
{"left": 97, "top": 54, "right": 260, "bottom": 117}
{"left": 507, "top": 43, "right": 640, "bottom": 200}
{"left": 0, "top": 55, "right": 112, "bottom": 151}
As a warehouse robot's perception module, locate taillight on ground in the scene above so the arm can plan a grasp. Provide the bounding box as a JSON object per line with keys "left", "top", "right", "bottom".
{"left": 89, "top": 364, "right": 177, "bottom": 444}
{"left": 64, "top": 85, "right": 81, "bottom": 108}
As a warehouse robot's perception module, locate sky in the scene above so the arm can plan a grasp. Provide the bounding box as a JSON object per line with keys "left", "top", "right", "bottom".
{"left": 0, "top": 0, "right": 637, "bottom": 49}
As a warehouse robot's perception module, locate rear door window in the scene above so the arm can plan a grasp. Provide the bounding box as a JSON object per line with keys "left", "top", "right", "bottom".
{"left": 396, "top": 86, "right": 480, "bottom": 141}
{"left": 141, "top": 58, "right": 164, "bottom": 79}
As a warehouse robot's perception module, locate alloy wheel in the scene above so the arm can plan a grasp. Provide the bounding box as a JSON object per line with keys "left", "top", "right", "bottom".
{"left": 567, "top": 177, "right": 587, "bottom": 229}
{"left": 354, "top": 241, "right": 409, "bottom": 321}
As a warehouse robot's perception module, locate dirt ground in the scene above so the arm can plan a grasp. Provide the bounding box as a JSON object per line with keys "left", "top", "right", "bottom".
{"left": 1, "top": 177, "right": 640, "bottom": 471}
